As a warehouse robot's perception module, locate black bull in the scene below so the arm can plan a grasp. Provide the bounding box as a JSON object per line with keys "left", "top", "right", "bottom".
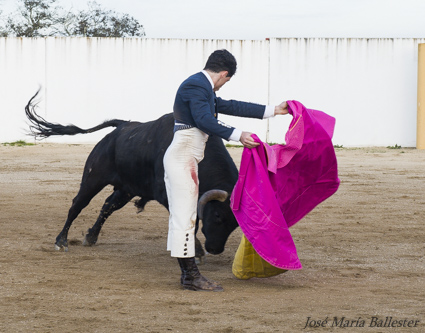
{"left": 25, "top": 92, "right": 240, "bottom": 260}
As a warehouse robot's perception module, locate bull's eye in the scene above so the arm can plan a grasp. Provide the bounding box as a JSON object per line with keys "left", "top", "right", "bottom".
{"left": 214, "top": 211, "right": 224, "bottom": 224}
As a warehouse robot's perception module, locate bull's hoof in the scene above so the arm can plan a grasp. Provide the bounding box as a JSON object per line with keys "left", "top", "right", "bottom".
{"left": 195, "top": 237, "right": 206, "bottom": 265}
{"left": 55, "top": 234, "right": 69, "bottom": 252}
{"left": 195, "top": 255, "right": 205, "bottom": 265}
{"left": 83, "top": 231, "right": 98, "bottom": 246}
{"left": 54, "top": 242, "right": 68, "bottom": 252}
{"left": 83, "top": 229, "right": 98, "bottom": 246}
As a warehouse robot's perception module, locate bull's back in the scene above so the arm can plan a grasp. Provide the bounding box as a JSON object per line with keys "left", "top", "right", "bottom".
{"left": 114, "top": 113, "right": 174, "bottom": 166}
{"left": 113, "top": 114, "right": 174, "bottom": 191}
{"left": 82, "top": 112, "right": 238, "bottom": 198}
{"left": 82, "top": 114, "right": 174, "bottom": 189}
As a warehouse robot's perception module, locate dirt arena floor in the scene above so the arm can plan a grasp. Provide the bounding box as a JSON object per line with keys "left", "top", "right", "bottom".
{"left": 0, "top": 143, "right": 424, "bottom": 332}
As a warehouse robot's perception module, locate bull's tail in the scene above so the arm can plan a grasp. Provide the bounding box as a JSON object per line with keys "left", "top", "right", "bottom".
{"left": 25, "top": 89, "right": 128, "bottom": 139}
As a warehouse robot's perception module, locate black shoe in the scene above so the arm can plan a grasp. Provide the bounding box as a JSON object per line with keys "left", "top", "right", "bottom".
{"left": 177, "top": 257, "right": 223, "bottom": 292}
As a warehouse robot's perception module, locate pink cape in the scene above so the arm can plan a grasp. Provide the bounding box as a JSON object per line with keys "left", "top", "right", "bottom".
{"left": 230, "top": 100, "right": 340, "bottom": 270}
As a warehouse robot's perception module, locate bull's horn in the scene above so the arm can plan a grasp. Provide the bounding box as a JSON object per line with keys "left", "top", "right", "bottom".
{"left": 197, "top": 190, "right": 229, "bottom": 220}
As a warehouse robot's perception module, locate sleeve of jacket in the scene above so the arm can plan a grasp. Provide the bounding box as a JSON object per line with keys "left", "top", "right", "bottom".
{"left": 216, "top": 97, "right": 266, "bottom": 118}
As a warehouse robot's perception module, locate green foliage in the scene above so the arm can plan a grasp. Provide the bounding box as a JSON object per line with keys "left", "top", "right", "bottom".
{"left": 2, "top": 140, "right": 35, "bottom": 146}
{"left": 73, "top": 1, "right": 144, "bottom": 37}
{"left": 5, "top": 0, "right": 57, "bottom": 37}
{"left": 334, "top": 144, "right": 344, "bottom": 148}
{"left": 387, "top": 144, "right": 402, "bottom": 149}
{"left": 0, "top": 0, "right": 145, "bottom": 37}
{"left": 225, "top": 144, "right": 244, "bottom": 148}
{"left": 0, "top": 7, "right": 6, "bottom": 36}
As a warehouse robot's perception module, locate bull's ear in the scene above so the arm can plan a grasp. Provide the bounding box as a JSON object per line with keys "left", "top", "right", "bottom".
{"left": 197, "top": 190, "right": 228, "bottom": 220}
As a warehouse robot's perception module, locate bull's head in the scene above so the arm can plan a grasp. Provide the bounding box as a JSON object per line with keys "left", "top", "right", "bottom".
{"left": 197, "top": 190, "right": 239, "bottom": 255}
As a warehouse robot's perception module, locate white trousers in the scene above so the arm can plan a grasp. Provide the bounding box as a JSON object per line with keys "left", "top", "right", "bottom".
{"left": 163, "top": 127, "right": 209, "bottom": 258}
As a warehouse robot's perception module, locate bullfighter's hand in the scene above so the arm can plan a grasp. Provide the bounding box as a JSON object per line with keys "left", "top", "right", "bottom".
{"left": 240, "top": 132, "right": 260, "bottom": 149}
{"left": 274, "top": 101, "right": 289, "bottom": 115}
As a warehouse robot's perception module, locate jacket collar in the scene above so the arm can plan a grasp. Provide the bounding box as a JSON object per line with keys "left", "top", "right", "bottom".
{"left": 201, "top": 70, "right": 214, "bottom": 90}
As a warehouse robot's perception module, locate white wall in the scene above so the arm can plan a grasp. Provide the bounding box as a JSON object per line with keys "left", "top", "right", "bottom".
{"left": 1, "top": 37, "right": 424, "bottom": 146}
{"left": 268, "top": 38, "right": 425, "bottom": 147}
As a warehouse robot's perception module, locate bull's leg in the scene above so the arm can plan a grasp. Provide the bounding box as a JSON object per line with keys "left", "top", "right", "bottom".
{"left": 83, "top": 189, "right": 133, "bottom": 246}
{"left": 195, "top": 237, "right": 206, "bottom": 264}
{"left": 55, "top": 186, "right": 104, "bottom": 251}
{"left": 193, "top": 216, "right": 205, "bottom": 264}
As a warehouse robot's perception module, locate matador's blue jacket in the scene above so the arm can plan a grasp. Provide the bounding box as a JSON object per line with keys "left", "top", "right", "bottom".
{"left": 173, "top": 72, "right": 266, "bottom": 140}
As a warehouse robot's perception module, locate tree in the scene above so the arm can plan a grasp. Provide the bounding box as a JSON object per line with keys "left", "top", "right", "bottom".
{"left": 0, "top": 0, "right": 145, "bottom": 37}
{"left": 51, "top": 7, "right": 78, "bottom": 36}
{"left": 5, "top": 0, "right": 59, "bottom": 37}
{"left": 71, "top": 1, "right": 145, "bottom": 37}
{"left": 0, "top": 6, "right": 6, "bottom": 37}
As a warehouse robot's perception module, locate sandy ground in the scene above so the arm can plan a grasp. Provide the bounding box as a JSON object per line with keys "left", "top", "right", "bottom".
{"left": 0, "top": 143, "right": 424, "bottom": 332}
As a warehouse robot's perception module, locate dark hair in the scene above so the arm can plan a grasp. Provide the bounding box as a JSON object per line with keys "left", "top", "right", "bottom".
{"left": 203, "top": 49, "right": 237, "bottom": 77}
